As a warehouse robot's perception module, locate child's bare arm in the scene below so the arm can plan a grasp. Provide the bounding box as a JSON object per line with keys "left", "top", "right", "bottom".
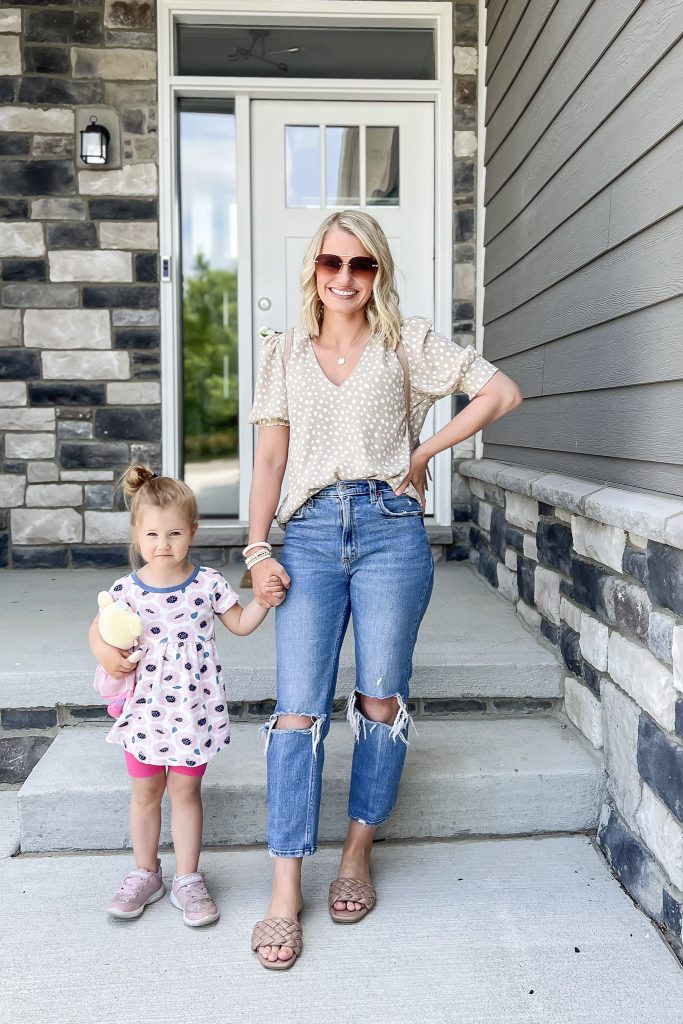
{"left": 218, "top": 575, "right": 286, "bottom": 636}
{"left": 218, "top": 599, "right": 269, "bottom": 636}
{"left": 88, "top": 616, "right": 136, "bottom": 678}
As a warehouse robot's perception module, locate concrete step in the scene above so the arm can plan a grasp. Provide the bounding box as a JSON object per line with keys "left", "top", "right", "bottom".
{"left": 0, "top": 792, "right": 19, "bottom": 859}
{"left": 0, "top": 564, "right": 562, "bottom": 725}
{"left": 4, "top": 839, "right": 683, "bottom": 1023}
{"left": 18, "top": 716, "right": 605, "bottom": 852}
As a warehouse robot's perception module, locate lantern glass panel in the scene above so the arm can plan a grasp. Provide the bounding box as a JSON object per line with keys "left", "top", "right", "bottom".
{"left": 81, "top": 125, "right": 108, "bottom": 164}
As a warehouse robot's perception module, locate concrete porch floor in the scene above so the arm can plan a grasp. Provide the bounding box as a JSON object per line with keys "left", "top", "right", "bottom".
{"left": 0, "top": 562, "right": 562, "bottom": 709}
{"left": 2, "top": 836, "right": 682, "bottom": 1024}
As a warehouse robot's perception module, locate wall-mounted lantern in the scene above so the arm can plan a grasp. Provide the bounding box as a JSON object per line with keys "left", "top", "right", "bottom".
{"left": 80, "top": 115, "right": 111, "bottom": 165}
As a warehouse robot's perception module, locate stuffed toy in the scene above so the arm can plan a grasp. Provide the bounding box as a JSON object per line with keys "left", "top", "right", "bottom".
{"left": 93, "top": 592, "right": 143, "bottom": 718}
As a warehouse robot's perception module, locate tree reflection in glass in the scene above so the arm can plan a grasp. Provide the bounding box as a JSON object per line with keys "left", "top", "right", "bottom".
{"left": 179, "top": 104, "right": 239, "bottom": 517}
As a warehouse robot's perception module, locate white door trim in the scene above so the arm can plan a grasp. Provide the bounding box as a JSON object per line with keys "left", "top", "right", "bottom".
{"left": 157, "top": 0, "right": 454, "bottom": 526}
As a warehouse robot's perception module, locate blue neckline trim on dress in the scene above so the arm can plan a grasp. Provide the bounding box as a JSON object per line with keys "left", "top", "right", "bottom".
{"left": 131, "top": 564, "right": 201, "bottom": 593}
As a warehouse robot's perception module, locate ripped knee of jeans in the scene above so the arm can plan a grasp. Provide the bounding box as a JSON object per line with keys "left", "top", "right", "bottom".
{"left": 260, "top": 712, "right": 325, "bottom": 756}
{"left": 346, "top": 691, "right": 415, "bottom": 746}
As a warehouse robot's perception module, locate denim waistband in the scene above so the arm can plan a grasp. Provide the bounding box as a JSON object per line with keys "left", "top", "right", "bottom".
{"left": 314, "top": 479, "right": 391, "bottom": 499}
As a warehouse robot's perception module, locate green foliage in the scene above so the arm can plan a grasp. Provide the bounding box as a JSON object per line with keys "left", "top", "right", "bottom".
{"left": 182, "top": 254, "right": 239, "bottom": 462}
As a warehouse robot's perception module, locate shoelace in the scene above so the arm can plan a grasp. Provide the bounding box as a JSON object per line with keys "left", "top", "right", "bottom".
{"left": 177, "top": 878, "right": 213, "bottom": 911}
{"left": 116, "top": 871, "right": 152, "bottom": 904}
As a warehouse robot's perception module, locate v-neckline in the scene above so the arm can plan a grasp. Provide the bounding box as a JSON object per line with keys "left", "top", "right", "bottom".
{"left": 307, "top": 330, "right": 373, "bottom": 390}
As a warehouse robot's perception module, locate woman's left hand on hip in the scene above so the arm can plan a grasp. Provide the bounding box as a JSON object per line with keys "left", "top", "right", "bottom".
{"left": 395, "top": 449, "right": 430, "bottom": 509}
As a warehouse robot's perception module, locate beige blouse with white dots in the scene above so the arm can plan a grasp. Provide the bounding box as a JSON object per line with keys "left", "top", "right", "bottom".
{"left": 249, "top": 316, "right": 499, "bottom": 526}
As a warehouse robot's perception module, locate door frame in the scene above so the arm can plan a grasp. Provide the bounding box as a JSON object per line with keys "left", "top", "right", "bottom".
{"left": 158, "top": 0, "right": 454, "bottom": 526}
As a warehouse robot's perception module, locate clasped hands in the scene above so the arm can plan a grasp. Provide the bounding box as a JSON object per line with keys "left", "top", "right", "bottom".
{"left": 252, "top": 559, "right": 290, "bottom": 609}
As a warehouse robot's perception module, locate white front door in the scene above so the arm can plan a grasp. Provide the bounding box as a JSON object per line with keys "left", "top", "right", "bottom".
{"left": 250, "top": 99, "right": 438, "bottom": 512}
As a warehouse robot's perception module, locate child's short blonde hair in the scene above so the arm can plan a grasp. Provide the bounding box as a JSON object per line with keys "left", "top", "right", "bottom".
{"left": 120, "top": 464, "right": 198, "bottom": 567}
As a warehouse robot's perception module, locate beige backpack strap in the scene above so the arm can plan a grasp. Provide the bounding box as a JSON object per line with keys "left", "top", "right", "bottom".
{"left": 395, "top": 339, "right": 411, "bottom": 431}
{"left": 282, "top": 327, "right": 294, "bottom": 370}
{"left": 397, "top": 333, "right": 431, "bottom": 480}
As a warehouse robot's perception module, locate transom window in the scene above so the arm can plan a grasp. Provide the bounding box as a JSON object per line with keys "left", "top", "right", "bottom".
{"left": 175, "top": 24, "right": 435, "bottom": 79}
{"left": 285, "top": 124, "right": 399, "bottom": 208}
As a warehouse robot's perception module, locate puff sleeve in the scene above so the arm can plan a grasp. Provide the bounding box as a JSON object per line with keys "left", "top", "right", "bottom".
{"left": 403, "top": 317, "right": 499, "bottom": 401}
{"left": 248, "top": 332, "right": 289, "bottom": 426}
{"left": 109, "top": 574, "right": 132, "bottom": 603}
{"left": 208, "top": 569, "right": 239, "bottom": 615}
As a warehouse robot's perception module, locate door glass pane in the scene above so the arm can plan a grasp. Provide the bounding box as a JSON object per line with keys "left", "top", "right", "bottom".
{"left": 178, "top": 101, "right": 239, "bottom": 518}
{"left": 325, "top": 126, "right": 359, "bottom": 206}
{"left": 176, "top": 25, "right": 435, "bottom": 79}
{"left": 366, "top": 126, "right": 399, "bottom": 206}
{"left": 285, "top": 125, "right": 320, "bottom": 207}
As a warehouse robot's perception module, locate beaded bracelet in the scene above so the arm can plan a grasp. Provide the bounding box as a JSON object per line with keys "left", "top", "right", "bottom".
{"left": 245, "top": 549, "right": 272, "bottom": 570}
{"left": 242, "top": 541, "right": 272, "bottom": 558}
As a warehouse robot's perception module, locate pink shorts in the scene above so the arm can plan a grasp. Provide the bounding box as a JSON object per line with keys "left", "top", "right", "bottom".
{"left": 124, "top": 750, "right": 207, "bottom": 779}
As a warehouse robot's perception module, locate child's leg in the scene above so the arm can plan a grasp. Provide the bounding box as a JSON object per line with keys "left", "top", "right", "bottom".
{"left": 166, "top": 768, "right": 204, "bottom": 875}
{"left": 129, "top": 769, "right": 166, "bottom": 871}
{"left": 107, "top": 754, "right": 166, "bottom": 919}
{"left": 167, "top": 766, "right": 219, "bottom": 926}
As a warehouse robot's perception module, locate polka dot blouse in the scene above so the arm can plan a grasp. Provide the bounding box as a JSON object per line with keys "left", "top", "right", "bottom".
{"left": 249, "top": 316, "right": 498, "bottom": 526}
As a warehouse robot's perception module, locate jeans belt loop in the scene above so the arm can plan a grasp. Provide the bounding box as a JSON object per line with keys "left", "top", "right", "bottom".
{"left": 369, "top": 479, "right": 378, "bottom": 504}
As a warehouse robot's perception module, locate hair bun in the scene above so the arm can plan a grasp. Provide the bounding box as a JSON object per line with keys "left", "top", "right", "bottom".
{"left": 121, "top": 464, "right": 156, "bottom": 499}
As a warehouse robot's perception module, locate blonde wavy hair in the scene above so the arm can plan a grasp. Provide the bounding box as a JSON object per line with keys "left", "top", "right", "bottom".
{"left": 119, "top": 464, "right": 198, "bottom": 567}
{"left": 299, "top": 210, "right": 402, "bottom": 350}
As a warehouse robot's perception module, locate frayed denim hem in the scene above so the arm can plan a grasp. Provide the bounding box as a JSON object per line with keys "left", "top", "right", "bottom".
{"left": 268, "top": 846, "right": 317, "bottom": 859}
{"left": 348, "top": 809, "right": 395, "bottom": 828}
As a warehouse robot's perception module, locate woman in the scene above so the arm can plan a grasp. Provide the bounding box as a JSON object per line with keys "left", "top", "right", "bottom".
{"left": 246, "top": 210, "right": 522, "bottom": 969}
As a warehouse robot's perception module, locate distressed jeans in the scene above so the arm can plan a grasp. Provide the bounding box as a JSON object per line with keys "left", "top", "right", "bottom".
{"left": 264, "top": 479, "right": 434, "bottom": 857}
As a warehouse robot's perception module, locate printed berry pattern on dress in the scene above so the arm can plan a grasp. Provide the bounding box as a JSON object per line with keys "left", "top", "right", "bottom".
{"left": 104, "top": 566, "right": 238, "bottom": 767}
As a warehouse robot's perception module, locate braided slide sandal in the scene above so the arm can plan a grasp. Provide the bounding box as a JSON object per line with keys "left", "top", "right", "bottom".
{"left": 328, "top": 877, "right": 376, "bottom": 924}
{"left": 251, "top": 916, "right": 303, "bottom": 971}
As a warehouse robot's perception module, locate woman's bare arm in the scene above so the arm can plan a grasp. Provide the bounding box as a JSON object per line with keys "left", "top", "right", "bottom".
{"left": 248, "top": 425, "right": 292, "bottom": 607}
{"left": 397, "top": 370, "right": 523, "bottom": 500}
{"left": 421, "top": 370, "right": 522, "bottom": 459}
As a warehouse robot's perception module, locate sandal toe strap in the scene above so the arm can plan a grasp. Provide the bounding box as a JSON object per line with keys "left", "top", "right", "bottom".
{"left": 251, "top": 917, "right": 303, "bottom": 955}
{"left": 328, "top": 877, "right": 376, "bottom": 910}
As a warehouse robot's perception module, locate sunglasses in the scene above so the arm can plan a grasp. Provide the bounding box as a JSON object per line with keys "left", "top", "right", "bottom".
{"left": 314, "top": 253, "right": 379, "bottom": 275}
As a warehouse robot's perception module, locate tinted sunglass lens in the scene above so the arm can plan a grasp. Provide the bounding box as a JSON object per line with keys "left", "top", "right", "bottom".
{"left": 315, "top": 254, "right": 378, "bottom": 274}
{"left": 315, "top": 255, "right": 343, "bottom": 271}
{"left": 349, "top": 257, "right": 378, "bottom": 273}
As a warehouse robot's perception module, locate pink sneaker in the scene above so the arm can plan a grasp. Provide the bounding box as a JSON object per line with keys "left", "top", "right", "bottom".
{"left": 107, "top": 862, "right": 165, "bottom": 919}
{"left": 170, "top": 872, "right": 220, "bottom": 927}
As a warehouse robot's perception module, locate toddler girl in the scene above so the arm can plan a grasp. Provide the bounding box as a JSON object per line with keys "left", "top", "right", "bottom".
{"left": 88, "top": 465, "right": 284, "bottom": 926}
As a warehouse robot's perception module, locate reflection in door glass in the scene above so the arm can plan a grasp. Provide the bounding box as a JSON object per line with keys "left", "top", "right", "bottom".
{"left": 366, "top": 126, "right": 399, "bottom": 206}
{"left": 326, "top": 126, "right": 359, "bottom": 205}
{"left": 285, "top": 125, "right": 320, "bottom": 207}
{"left": 179, "top": 103, "right": 239, "bottom": 517}
{"left": 176, "top": 24, "right": 436, "bottom": 79}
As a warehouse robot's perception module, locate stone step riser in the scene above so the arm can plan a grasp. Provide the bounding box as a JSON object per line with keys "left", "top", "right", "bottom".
{"left": 1, "top": 662, "right": 564, "bottom": 720}
{"left": 20, "top": 770, "right": 601, "bottom": 853}
{"left": 18, "top": 719, "right": 605, "bottom": 853}
{"left": 1, "top": 695, "right": 564, "bottom": 734}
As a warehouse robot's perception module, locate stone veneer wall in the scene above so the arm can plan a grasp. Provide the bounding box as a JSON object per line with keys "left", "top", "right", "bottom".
{"left": 459, "top": 457, "right": 683, "bottom": 958}
{"left": 0, "top": 0, "right": 160, "bottom": 568}
{"left": 1, "top": 0, "right": 479, "bottom": 564}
